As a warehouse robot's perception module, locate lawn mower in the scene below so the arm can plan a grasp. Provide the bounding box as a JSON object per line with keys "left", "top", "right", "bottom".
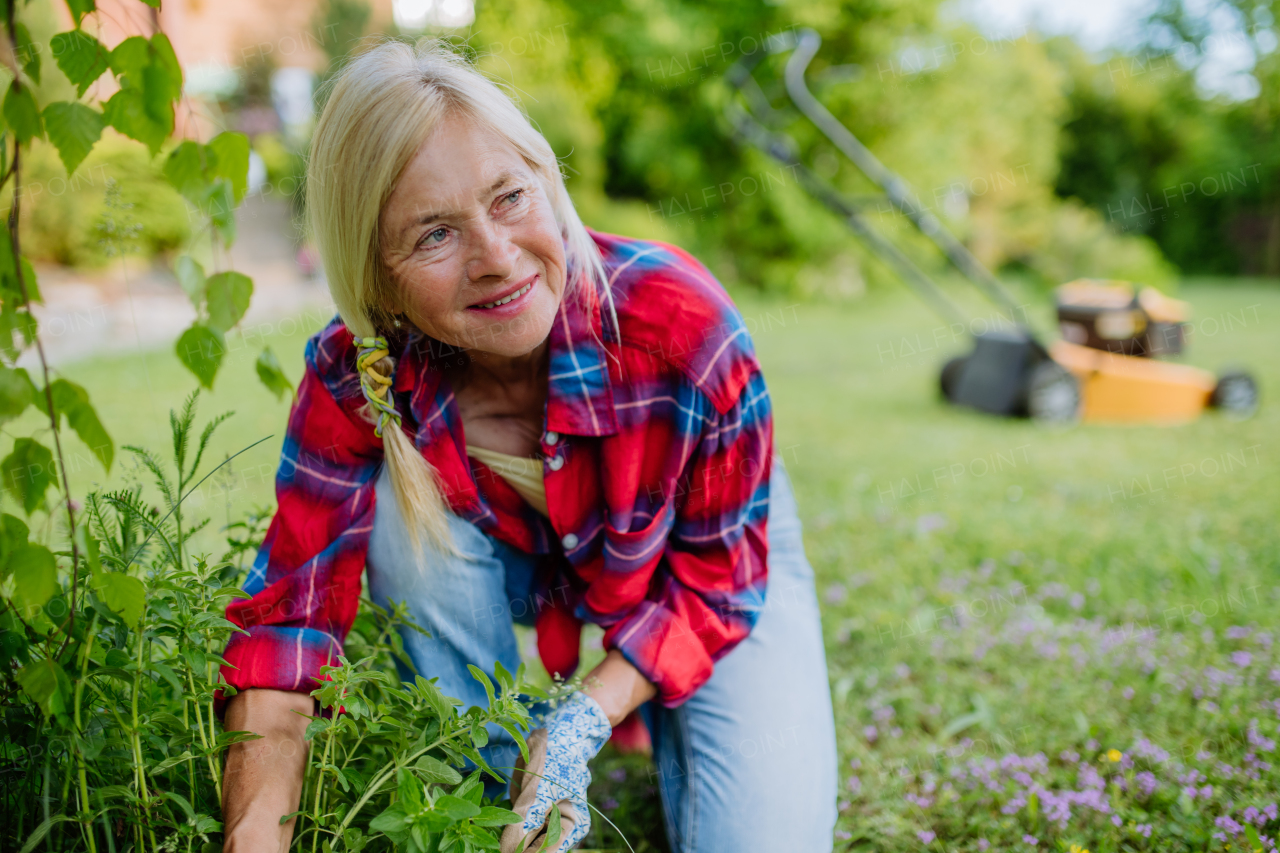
{"left": 723, "top": 29, "right": 1259, "bottom": 424}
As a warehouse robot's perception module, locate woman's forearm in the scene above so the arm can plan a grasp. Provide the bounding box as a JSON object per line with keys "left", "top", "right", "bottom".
{"left": 222, "top": 688, "right": 314, "bottom": 853}
{"left": 582, "top": 649, "right": 657, "bottom": 727}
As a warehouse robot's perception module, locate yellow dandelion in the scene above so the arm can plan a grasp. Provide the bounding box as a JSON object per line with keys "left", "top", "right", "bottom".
{"left": 1106, "top": 748, "right": 1123, "bottom": 762}
{"left": 1069, "top": 846, "right": 1091, "bottom": 853}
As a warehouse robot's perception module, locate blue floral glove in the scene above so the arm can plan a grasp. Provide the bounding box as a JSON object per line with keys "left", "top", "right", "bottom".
{"left": 500, "top": 692, "right": 612, "bottom": 853}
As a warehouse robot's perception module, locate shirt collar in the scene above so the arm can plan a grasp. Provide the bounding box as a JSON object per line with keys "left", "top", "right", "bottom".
{"left": 544, "top": 278, "right": 619, "bottom": 437}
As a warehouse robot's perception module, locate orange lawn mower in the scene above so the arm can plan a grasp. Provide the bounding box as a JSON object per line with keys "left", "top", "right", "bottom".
{"left": 724, "top": 29, "right": 1258, "bottom": 424}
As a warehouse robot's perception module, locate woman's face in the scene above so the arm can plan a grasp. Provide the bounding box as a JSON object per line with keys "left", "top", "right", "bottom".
{"left": 379, "top": 114, "right": 566, "bottom": 358}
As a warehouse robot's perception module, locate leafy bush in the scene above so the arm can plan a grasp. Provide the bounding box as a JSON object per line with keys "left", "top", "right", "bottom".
{"left": 0, "top": 394, "right": 548, "bottom": 852}
{"left": 13, "top": 134, "right": 191, "bottom": 268}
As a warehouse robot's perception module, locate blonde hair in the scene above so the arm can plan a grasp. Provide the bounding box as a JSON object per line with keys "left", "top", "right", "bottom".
{"left": 307, "top": 39, "right": 611, "bottom": 554}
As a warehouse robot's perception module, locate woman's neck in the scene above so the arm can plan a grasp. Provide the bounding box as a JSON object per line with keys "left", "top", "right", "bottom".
{"left": 444, "top": 339, "right": 551, "bottom": 458}
{"left": 451, "top": 338, "right": 550, "bottom": 390}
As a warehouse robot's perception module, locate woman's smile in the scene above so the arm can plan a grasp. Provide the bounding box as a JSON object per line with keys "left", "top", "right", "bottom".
{"left": 468, "top": 273, "right": 538, "bottom": 312}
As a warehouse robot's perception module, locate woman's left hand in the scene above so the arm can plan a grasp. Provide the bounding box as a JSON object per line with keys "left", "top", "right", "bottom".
{"left": 501, "top": 691, "right": 612, "bottom": 853}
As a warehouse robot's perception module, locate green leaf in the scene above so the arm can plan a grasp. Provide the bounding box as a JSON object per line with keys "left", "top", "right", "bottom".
{"left": 62, "top": 0, "right": 96, "bottom": 26}
{"left": 81, "top": 527, "right": 102, "bottom": 577}
{"left": 414, "top": 755, "right": 463, "bottom": 786}
{"left": 471, "top": 831, "right": 500, "bottom": 850}
{"left": 468, "top": 665, "right": 497, "bottom": 707}
{"left": 207, "top": 181, "right": 237, "bottom": 246}
{"left": 51, "top": 30, "right": 110, "bottom": 97}
{"left": 149, "top": 34, "right": 183, "bottom": 101}
{"left": 96, "top": 573, "right": 145, "bottom": 625}
{"left": 205, "top": 271, "right": 253, "bottom": 333}
{"left": 493, "top": 660, "right": 515, "bottom": 694}
{"left": 0, "top": 513, "right": 30, "bottom": 563}
{"left": 176, "top": 323, "right": 226, "bottom": 389}
{"left": 175, "top": 255, "right": 206, "bottom": 307}
{"left": 49, "top": 378, "right": 113, "bottom": 471}
{"left": 16, "top": 658, "right": 70, "bottom": 717}
{"left": 0, "top": 367, "right": 35, "bottom": 424}
{"left": 369, "top": 804, "right": 410, "bottom": 834}
{"left": 434, "top": 795, "right": 480, "bottom": 822}
{"left": 1, "top": 438, "right": 55, "bottom": 515}
{"left": 43, "top": 102, "right": 105, "bottom": 176}
{"left": 4, "top": 82, "right": 44, "bottom": 143}
{"left": 255, "top": 347, "right": 293, "bottom": 401}
{"left": 536, "top": 804, "right": 562, "bottom": 853}
{"left": 397, "top": 771, "right": 425, "bottom": 810}
{"left": 103, "top": 87, "right": 165, "bottom": 155}
{"left": 163, "top": 790, "right": 197, "bottom": 821}
{"left": 7, "top": 541, "right": 57, "bottom": 617}
{"left": 472, "top": 807, "right": 523, "bottom": 827}
{"left": 109, "top": 37, "right": 151, "bottom": 87}
{"left": 207, "top": 132, "right": 250, "bottom": 204}
{"left": 164, "top": 141, "right": 209, "bottom": 205}
{"left": 14, "top": 24, "right": 41, "bottom": 84}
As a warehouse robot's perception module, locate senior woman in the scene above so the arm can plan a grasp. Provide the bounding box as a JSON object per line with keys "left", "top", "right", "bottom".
{"left": 219, "top": 41, "right": 836, "bottom": 853}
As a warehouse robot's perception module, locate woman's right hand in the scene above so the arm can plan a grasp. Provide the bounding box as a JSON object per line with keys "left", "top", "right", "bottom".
{"left": 222, "top": 689, "right": 314, "bottom": 853}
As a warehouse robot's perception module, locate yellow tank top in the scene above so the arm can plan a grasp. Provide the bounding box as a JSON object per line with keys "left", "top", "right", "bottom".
{"left": 465, "top": 445, "right": 549, "bottom": 517}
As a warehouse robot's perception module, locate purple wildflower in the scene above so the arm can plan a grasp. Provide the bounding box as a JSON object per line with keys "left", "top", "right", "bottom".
{"left": 917, "top": 830, "right": 936, "bottom": 844}
{"left": 864, "top": 725, "right": 878, "bottom": 743}
{"left": 1231, "top": 650, "right": 1253, "bottom": 668}
{"left": 1022, "top": 834, "right": 1038, "bottom": 846}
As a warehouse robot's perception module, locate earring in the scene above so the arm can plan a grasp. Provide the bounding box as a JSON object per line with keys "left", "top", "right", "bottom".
{"left": 393, "top": 314, "right": 402, "bottom": 329}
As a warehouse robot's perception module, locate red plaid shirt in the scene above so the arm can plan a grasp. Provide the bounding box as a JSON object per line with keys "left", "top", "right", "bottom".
{"left": 221, "top": 231, "right": 773, "bottom": 707}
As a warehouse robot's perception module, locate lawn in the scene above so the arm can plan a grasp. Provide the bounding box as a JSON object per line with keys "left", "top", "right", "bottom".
{"left": 12, "top": 277, "right": 1279, "bottom": 851}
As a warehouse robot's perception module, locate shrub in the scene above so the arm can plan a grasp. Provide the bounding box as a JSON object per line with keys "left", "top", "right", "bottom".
{"left": 13, "top": 134, "right": 191, "bottom": 269}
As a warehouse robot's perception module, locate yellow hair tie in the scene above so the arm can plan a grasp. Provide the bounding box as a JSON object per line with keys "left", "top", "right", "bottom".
{"left": 353, "top": 335, "right": 400, "bottom": 437}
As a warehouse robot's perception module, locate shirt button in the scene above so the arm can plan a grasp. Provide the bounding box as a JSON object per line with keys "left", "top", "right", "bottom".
{"left": 545, "top": 431, "right": 560, "bottom": 445}
{"left": 561, "top": 533, "right": 579, "bottom": 550}
{"left": 547, "top": 455, "right": 565, "bottom": 471}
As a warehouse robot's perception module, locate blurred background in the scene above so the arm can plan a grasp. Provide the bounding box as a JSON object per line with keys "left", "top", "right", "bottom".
{"left": 9, "top": 0, "right": 1278, "bottom": 849}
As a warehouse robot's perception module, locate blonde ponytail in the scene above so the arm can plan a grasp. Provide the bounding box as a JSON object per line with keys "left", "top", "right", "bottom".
{"left": 307, "top": 38, "right": 610, "bottom": 554}
{"left": 371, "top": 383, "right": 455, "bottom": 557}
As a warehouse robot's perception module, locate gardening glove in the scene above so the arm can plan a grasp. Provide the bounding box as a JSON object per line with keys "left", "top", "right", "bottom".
{"left": 500, "top": 691, "right": 611, "bottom": 853}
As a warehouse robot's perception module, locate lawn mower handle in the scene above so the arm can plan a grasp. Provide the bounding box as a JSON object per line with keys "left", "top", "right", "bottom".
{"left": 724, "top": 38, "right": 971, "bottom": 328}
{"left": 782, "top": 29, "right": 1025, "bottom": 319}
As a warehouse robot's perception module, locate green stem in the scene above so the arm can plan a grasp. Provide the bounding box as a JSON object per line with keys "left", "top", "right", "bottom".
{"left": 185, "top": 666, "right": 222, "bottom": 801}
{"left": 182, "top": 693, "right": 195, "bottom": 804}
{"left": 74, "top": 613, "right": 100, "bottom": 853}
{"left": 130, "top": 628, "right": 156, "bottom": 853}
{"left": 310, "top": 688, "right": 340, "bottom": 853}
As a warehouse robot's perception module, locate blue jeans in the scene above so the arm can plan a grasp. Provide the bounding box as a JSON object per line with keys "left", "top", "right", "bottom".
{"left": 366, "top": 458, "right": 837, "bottom": 853}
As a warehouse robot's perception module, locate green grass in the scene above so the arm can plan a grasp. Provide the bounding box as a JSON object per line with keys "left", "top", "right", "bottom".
{"left": 11, "top": 278, "right": 1279, "bottom": 851}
